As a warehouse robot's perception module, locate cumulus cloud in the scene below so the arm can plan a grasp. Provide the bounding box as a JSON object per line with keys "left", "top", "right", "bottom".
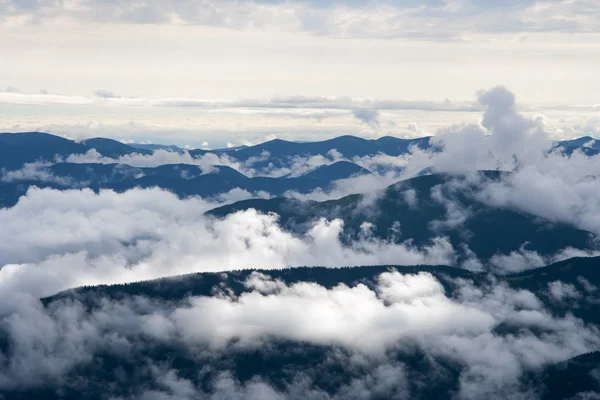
{"left": 386, "top": 86, "right": 600, "bottom": 242}
{"left": 402, "top": 86, "right": 550, "bottom": 176}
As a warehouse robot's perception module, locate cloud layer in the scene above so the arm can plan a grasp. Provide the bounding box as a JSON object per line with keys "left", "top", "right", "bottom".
{"left": 1, "top": 269, "right": 598, "bottom": 399}
{"left": 0, "top": 186, "right": 458, "bottom": 302}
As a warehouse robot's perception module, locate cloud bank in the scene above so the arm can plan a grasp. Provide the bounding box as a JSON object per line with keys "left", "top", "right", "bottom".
{"left": 0, "top": 269, "right": 598, "bottom": 399}
{"left": 0, "top": 186, "right": 457, "bottom": 301}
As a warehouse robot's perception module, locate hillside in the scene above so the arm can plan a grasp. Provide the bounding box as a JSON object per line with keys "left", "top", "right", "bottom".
{"left": 207, "top": 171, "right": 596, "bottom": 264}
{"left": 23, "top": 256, "right": 599, "bottom": 400}
{"left": 0, "top": 161, "right": 373, "bottom": 208}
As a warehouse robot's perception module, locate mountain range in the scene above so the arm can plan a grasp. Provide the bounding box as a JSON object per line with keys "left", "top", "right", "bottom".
{"left": 0, "top": 161, "right": 372, "bottom": 208}
{"left": 1, "top": 131, "right": 600, "bottom": 399}
{"left": 2, "top": 132, "right": 599, "bottom": 263}
{"left": 1, "top": 131, "right": 595, "bottom": 171}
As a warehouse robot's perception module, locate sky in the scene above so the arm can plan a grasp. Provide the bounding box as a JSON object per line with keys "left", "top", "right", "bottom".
{"left": 1, "top": 0, "right": 600, "bottom": 147}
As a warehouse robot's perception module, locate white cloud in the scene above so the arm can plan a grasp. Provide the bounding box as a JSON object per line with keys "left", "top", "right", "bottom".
{"left": 0, "top": 187, "right": 457, "bottom": 301}
{"left": 0, "top": 270, "right": 598, "bottom": 399}
{"left": 391, "top": 87, "right": 600, "bottom": 242}
{"left": 1, "top": 161, "right": 73, "bottom": 185}
{"left": 65, "top": 148, "right": 243, "bottom": 174}
{"left": 548, "top": 281, "right": 582, "bottom": 301}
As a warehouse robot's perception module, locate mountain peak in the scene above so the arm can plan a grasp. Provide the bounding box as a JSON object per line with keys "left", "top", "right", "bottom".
{"left": 303, "top": 161, "right": 371, "bottom": 181}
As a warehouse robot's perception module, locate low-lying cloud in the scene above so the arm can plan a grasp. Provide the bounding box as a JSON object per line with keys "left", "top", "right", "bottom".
{"left": 0, "top": 187, "right": 457, "bottom": 301}
{"left": 0, "top": 270, "right": 598, "bottom": 399}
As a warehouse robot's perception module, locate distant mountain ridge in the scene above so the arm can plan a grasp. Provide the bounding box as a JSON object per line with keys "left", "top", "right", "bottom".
{"left": 47, "top": 256, "right": 600, "bottom": 324}
{"left": 553, "top": 136, "right": 600, "bottom": 156}
{"left": 0, "top": 160, "right": 373, "bottom": 208}
{"left": 1, "top": 131, "right": 598, "bottom": 212}
{"left": 189, "top": 135, "right": 434, "bottom": 169}
{"left": 0, "top": 132, "right": 152, "bottom": 170}
{"left": 1, "top": 131, "right": 596, "bottom": 172}
{"left": 129, "top": 143, "right": 186, "bottom": 153}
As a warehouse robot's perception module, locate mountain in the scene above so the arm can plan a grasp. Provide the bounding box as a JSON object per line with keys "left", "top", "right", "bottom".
{"left": 18, "top": 256, "right": 597, "bottom": 400}
{"left": 554, "top": 136, "right": 600, "bottom": 156}
{"left": 0, "top": 132, "right": 89, "bottom": 170}
{"left": 48, "top": 256, "right": 600, "bottom": 324}
{"left": 208, "top": 171, "right": 596, "bottom": 264}
{"left": 302, "top": 160, "right": 372, "bottom": 181}
{"left": 129, "top": 143, "right": 186, "bottom": 153}
{"left": 3, "top": 134, "right": 600, "bottom": 400}
{"left": 530, "top": 351, "right": 600, "bottom": 400}
{"left": 80, "top": 138, "right": 151, "bottom": 157}
{"left": 188, "top": 135, "right": 433, "bottom": 169}
{"left": 106, "top": 161, "right": 370, "bottom": 197}
{"left": 210, "top": 145, "right": 250, "bottom": 152}
{"left": 0, "top": 132, "right": 432, "bottom": 180}
{"left": 0, "top": 132, "right": 149, "bottom": 170}
{"left": 49, "top": 162, "right": 144, "bottom": 182}
{"left": 3, "top": 131, "right": 598, "bottom": 176}
{"left": 0, "top": 161, "right": 373, "bottom": 208}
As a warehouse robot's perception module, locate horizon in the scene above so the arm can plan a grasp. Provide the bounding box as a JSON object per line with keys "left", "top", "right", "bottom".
{"left": 1, "top": 129, "right": 596, "bottom": 152}
{"left": 1, "top": 90, "right": 598, "bottom": 148}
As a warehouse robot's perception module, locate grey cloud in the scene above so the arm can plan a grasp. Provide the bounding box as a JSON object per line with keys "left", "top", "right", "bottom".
{"left": 0, "top": 86, "right": 21, "bottom": 93}
{"left": 2, "top": 0, "right": 597, "bottom": 38}
{"left": 94, "top": 88, "right": 120, "bottom": 99}
{"left": 352, "top": 108, "right": 381, "bottom": 130}
{"left": 0, "top": 89, "right": 482, "bottom": 112}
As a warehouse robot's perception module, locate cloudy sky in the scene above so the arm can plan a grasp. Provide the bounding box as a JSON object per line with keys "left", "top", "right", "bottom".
{"left": 1, "top": 0, "right": 599, "bottom": 147}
